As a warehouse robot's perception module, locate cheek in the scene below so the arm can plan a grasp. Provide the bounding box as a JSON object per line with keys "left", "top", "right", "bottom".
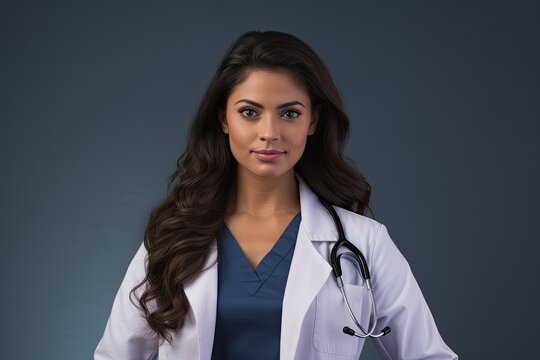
{"left": 227, "top": 122, "right": 250, "bottom": 143}
{"left": 287, "top": 133, "right": 310, "bottom": 154}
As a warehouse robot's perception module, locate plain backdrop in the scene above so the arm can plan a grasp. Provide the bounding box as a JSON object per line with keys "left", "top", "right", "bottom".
{"left": 1, "top": 1, "right": 538, "bottom": 359}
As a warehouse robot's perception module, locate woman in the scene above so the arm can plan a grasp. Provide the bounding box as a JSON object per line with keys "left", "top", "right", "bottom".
{"left": 94, "top": 30, "right": 458, "bottom": 360}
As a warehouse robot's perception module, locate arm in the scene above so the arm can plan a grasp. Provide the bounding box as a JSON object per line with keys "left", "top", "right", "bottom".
{"left": 370, "top": 224, "right": 458, "bottom": 359}
{"left": 94, "top": 242, "right": 159, "bottom": 360}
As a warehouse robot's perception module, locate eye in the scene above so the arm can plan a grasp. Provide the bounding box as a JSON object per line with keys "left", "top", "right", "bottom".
{"left": 283, "top": 110, "right": 301, "bottom": 119}
{"left": 238, "top": 107, "right": 259, "bottom": 119}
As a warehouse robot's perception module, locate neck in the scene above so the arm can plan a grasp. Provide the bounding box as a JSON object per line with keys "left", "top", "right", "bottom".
{"left": 226, "top": 168, "right": 300, "bottom": 218}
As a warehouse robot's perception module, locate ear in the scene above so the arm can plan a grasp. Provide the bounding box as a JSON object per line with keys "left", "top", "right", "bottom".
{"left": 219, "top": 110, "right": 229, "bottom": 134}
{"left": 308, "top": 105, "right": 320, "bottom": 136}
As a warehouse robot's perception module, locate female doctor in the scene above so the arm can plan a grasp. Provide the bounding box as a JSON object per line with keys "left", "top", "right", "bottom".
{"left": 95, "top": 30, "right": 458, "bottom": 360}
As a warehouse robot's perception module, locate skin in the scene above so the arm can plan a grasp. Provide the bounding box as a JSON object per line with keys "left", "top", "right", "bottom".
{"left": 219, "top": 68, "right": 318, "bottom": 269}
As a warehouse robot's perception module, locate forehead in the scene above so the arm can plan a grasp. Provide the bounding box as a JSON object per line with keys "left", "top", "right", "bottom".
{"left": 227, "top": 69, "right": 310, "bottom": 105}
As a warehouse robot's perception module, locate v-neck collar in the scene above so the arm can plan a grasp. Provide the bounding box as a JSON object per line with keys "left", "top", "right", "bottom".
{"left": 218, "top": 211, "right": 301, "bottom": 296}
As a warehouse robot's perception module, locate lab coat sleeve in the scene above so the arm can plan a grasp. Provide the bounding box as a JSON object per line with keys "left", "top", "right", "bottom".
{"left": 370, "top": 224, "right": 458, "bottom": 359}
{"left": 94, "top": 242, "right": 159, "bottom": 360}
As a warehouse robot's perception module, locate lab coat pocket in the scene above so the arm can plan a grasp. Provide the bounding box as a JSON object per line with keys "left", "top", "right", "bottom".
{"left": 313, "top": 280, "right": 370, "bottom": 356}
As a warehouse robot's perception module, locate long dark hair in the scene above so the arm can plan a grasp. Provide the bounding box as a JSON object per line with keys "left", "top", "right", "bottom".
{"left": 130, "top": 30, "right": 373, "bottom": 344}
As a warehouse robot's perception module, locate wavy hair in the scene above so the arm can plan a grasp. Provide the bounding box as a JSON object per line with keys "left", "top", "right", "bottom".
{"left": 130, "top": 30, "right": 373, "bottom": 344}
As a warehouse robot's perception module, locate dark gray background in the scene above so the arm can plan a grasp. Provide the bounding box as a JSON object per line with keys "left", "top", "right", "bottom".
{"left": 1, "top": 1, "right": 538, "bottom": 359}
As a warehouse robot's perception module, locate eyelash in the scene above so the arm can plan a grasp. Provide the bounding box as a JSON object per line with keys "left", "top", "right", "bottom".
{"left": 238, "top": 107, "right": 302, "bottom": 120}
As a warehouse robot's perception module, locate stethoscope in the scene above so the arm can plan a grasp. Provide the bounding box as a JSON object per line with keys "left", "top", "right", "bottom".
{"left": 317, "top": 195, "right": 392, "bottom": 339}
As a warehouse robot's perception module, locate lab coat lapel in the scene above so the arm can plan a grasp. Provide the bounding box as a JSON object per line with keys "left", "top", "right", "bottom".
{"left": 183, "top": 240, "right": 218, "bottom": 360}
{"left": 279, "top": 173, "right": 334, "bottom": 360}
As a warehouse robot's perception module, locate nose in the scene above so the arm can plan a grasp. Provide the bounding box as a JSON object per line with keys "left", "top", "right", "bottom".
{"left": 259, "top": 114, "right": 280, "bottom": 143}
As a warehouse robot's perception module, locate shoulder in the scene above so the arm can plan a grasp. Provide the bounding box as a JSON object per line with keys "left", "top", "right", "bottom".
{"left": 127, "top": 241, "right": 148, "bottom": 281}
{"left": 331, "top": 205, "right": 389, "bottom": 263}
{"left": 333, "top": 205, "right": 384, "bottom": 241}
{"left": 114, "top": 241, "right": 149, "bottom": 307}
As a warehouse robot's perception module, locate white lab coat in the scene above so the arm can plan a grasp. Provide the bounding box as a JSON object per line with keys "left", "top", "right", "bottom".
{"left": 95, "top": 172, "right": 458, "bottom": 359}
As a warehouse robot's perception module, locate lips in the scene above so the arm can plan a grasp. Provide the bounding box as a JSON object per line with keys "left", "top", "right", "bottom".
{"left": 252, "top": 151, "right": 286, "bottom": 161}
{"left": 252, "top": 150, "right": 285, "bottom": 154}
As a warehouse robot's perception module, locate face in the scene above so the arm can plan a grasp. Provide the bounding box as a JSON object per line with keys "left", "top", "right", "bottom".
{"left": 221, "top": 69, "right": 318, "bottom": 180}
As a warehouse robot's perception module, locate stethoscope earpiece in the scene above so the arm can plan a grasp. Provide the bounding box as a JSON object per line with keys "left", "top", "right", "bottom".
{"left": 343, "top": 325, "right": 392, "bottom": 338}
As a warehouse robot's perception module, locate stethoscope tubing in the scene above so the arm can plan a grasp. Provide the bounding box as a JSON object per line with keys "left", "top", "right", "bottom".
{"left": 317, "top": 194, "right": 391, "bottom": 339}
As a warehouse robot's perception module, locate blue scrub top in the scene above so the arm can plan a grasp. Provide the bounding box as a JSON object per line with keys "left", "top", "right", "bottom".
{"left": 210, "top": 212, "right": 301, "bottom": 360}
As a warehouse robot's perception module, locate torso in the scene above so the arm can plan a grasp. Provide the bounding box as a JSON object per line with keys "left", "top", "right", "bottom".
{"left": 224, "top": 210, "right": 300, "bottom": 271}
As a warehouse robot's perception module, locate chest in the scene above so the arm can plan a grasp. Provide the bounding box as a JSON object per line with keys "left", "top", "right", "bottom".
{"left": 224, "top": 212, "right": 300, "bottom": 270}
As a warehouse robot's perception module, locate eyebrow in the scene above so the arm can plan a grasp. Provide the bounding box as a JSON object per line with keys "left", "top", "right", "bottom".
{"left": 233, "top": 99, "right": 305, "bottom": 109}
